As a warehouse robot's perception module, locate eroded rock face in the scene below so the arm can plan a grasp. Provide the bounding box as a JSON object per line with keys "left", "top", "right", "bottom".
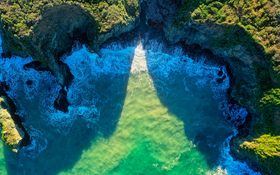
{"left": 0, "top": 83, "right": 30, "bottom": 153}
{"left": 143, "top": 0, "right": 183, "bottom": 29}
{"left": 143, "top": 1, "right": 278, "bottom": 173}
{"left": 1, "top": 4, "right": 97, "bottom": 86}
{"left": 26, "top": 4, "right": 97, "bottom": 86}
{"left": 143, "top": 1, "right": 270, "bottom": 112}
{"left": 165, "top": 23, "right": 266, "bottom": 110}
{"left": 0, "top": 2, "right": 140, "bottom": 86}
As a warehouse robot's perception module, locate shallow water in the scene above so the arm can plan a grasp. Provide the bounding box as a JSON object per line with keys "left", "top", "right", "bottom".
{"left": 0, "top": 36, "right": 261, "bottom": 174}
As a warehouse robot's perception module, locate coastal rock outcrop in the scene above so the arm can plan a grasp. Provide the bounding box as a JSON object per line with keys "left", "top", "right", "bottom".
{"left": 0, "top": 82, "right": 31, "bottom": 152}
{"left": 166, "top": 23, "right": 265, "bottom": 113}
{"left": 0, "top": 96, "right": 24, "bottom": 152}
{"left": 143, "top": 0, "right": 280, "bottom": 174}
{"left": 0, "top": 0, "right": 140, "bottom": 86}
{"left": 24, "top": 4, "right": 96, "bottom": 86}
{"left": 0, "top": 0, "right": 279, "bottom": 173}
{"left": 143, "top": 0, "right": 183, "bottom": 29}
{"left": 143, "top": 1, "right": 279, "bottom": 173}
{"left": 0, "top": 0, "right": 140, "bottom": 151}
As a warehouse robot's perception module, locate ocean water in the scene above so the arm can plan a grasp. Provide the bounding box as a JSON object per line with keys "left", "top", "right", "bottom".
{"left": 0, "top": 35, "right": 261, "bottom": 175}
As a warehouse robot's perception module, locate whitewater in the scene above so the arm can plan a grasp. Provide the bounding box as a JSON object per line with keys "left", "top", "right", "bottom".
{"left": 0, "top": 34, "right": 261, "bottom": 174}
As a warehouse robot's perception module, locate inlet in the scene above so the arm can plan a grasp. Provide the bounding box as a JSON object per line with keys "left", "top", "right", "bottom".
{"left": 0, "top": 34, "right": 261, "bottom": 174}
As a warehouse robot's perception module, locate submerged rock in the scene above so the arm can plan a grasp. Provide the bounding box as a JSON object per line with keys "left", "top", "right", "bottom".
{"left": 54, "top": 88, "right": 69, "bottom": 113}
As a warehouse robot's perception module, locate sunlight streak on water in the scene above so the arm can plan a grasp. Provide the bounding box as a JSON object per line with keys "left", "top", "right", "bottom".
{"left": 0, "top": 34, "right": 261, "bottom": 174}
{"left": 130, "top": 41, "right": 148, "bottom": 73}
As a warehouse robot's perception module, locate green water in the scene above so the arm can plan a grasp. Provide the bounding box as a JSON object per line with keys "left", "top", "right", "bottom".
{"left": 61, "top": 73, "right": 209, "bottom": 175}
{"left": 0, "top": 142, "right": 6, "bottom": 174}
{"left": 0, "top": 42, "right": 234, "bottom": 175}
{"left": 0, "top": 71, "right": 231, "bottom": 175}
{"left": 58, "top": 71, "right": 230, "bottom": 175}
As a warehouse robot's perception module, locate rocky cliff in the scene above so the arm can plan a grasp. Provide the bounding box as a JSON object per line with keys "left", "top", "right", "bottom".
{"left": 0, "top": 0, "right": 279, "bottom": 174}
{"left": 0, "top": 0, "right": 140, "bottom": 152}
{"left": 0, "top": 83, "right": 30, "bottom": 153}
{"left": 0, "top": 96, "right": 23, "bottom": 152}
{"left": 143, "top": 0, "right": 280, "bottom": 174}
{"left": 0, "top": 0, "right": 140, "bottom": 86}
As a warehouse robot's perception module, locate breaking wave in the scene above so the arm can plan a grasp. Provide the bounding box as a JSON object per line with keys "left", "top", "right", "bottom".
{"left": 0, "top": 34, "right": 261, "bottom": 174}
{"left": 141, "top": 40, "right": 261, "bottom": 175}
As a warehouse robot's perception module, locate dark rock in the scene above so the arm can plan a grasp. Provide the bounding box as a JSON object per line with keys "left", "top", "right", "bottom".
{"left": 24, "top": 61, "right": 50, "bottom": 72}
{"left": 1, "top": 52, "right": 12, "bottom": 58}
{"left": 0, "top": 82, "right": 31, "bottom": 150}
{"left": 216, "top": 75, "right": 227, "bottom": 84}
{"left": 218, "top": 68, "right": 224, "bottom": 77}
{"left": 29, "top": 4, "right": 97, "bottom": 86}
{"left": 144, "top": 0, "right": 182, "bottom": 30}
{"left": 221, "top": 101, "right": 248, "bottom": 127}
{"left": 54, "top": 88, "right": 69, "bottom": 113}
{"left": 26, "top": 80, "right": 33, "bottom": 86}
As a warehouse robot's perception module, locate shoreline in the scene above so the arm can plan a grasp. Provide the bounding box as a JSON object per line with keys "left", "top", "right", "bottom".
{"left": 0, "top": 23, "right": 262, "bottom": 174}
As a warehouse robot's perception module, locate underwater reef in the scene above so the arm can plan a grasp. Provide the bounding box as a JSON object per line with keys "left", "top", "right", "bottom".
{"left": 0, "top": 0, "right": 279, "bottom": 174}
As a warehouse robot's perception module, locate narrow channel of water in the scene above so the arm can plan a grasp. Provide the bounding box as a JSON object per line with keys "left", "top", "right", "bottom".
{"left": 0, "top": 35, "right": 260, "bottom": 174}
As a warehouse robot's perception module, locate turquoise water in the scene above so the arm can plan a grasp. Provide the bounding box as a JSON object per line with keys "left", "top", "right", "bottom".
{"left": 0, "top": 36, "right": 261, "bottom": 174}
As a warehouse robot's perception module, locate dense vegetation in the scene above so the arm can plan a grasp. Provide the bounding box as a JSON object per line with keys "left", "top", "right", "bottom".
{"left": 0, "top": 0, "right": 279, "bottom": 173}
{"left": 176, "top": 0, "right": 280, "bottom": 173}
{"left": 0, "top": 0, "right": 140, "bottom": 86}
{"left": 178, "top": 0, "right": 279, "bottom": 78}
{"left": 0, "top": 0, "right": 139, "bottom": 37}
{"left": 0, "top": 97, "right": 23, "bottom": 152}
{"left": 177, "top": 0, "right": 280, "bottom": 114}
{"left": 240, "top": 135, "right": 280, "bottom": 173}
{"left": 241, "top": 135, "right": 280, "bottom": 159}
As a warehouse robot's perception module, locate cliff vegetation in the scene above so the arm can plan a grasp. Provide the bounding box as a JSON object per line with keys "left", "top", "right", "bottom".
{"left": 175, "top": 0, "right": 280, "bottom": 174}
{"left": 0, "top": 0, "right": 140, "bottom": 85}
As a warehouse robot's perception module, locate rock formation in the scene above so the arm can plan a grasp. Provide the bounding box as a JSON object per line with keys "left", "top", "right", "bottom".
{"left": 0, "top": 0, "right": 140, "bottom": 86}
{"left": 0, "top": 0, "right": 279, "bottom": 174}
{"left": 0, "top": 96, "right": 24, "bottom": 152}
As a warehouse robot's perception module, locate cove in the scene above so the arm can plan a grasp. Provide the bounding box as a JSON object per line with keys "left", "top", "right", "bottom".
{"left": 0, "top": 35, "right": 260, "bottom": 174}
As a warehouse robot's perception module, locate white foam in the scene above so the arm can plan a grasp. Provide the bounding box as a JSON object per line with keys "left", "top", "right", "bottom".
{"left": 142, "top": 40, "right": 260, "bottom": 175}
{"left": 64, "top": 44, "right": 134, "bottom": 77}
{"left": 62, "top": 43, "right": 135, "bottom": 130}
{"left": 20, "top": 128, "right": 48, "bottom": 159}
{"left": 0, "top": 34, "right": 262, "bottom": 173}
{"left": 130, "top": 41, "right": 148, "bottom": 73}
{"left": 217, "top": 129, "right": 261, "bottom": 175}
{"left": 0, "top": 42, "right": 134, "bottom": 134}
{"left": 0, "top": 56, "right": 61, "bottom": 117}
{"left": 145, "top": 40, "right": 230, "bottom": 98}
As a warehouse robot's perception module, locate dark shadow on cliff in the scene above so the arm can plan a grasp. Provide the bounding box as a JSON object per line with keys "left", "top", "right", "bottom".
{"left": 22, "top": 4, "right": 99, "bottom": 87}
{"left": 145, "top": 51, "right": 232, "bottom": 168}
{"left": 144, "top": 14, "right": 276, "bottom": 167}
{"left": 1, "top": 2, "right": 140, "bottom": 174}
{"left": 4, "top": 56, "right": 133, "bottom": 175}
{"left": 3, "top": 4, "right": 134, "bottom": 173}
{"left": 185, "top": 22, "right": 279, "bottom": 149}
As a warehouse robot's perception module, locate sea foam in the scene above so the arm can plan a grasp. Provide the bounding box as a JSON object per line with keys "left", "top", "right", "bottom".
{"left": 0, "top": 35, "right": 261, "bottom": 174}
{"left": 145, "top": 40, "right": 230, "bottom": 99}
{"left": 144, "top": 40, "right": 260, "bottom": 175}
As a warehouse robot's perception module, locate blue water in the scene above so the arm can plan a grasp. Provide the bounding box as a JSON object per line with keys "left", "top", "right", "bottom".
{"left": 0, "top": 34, "right": 261, "bottom": 174}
